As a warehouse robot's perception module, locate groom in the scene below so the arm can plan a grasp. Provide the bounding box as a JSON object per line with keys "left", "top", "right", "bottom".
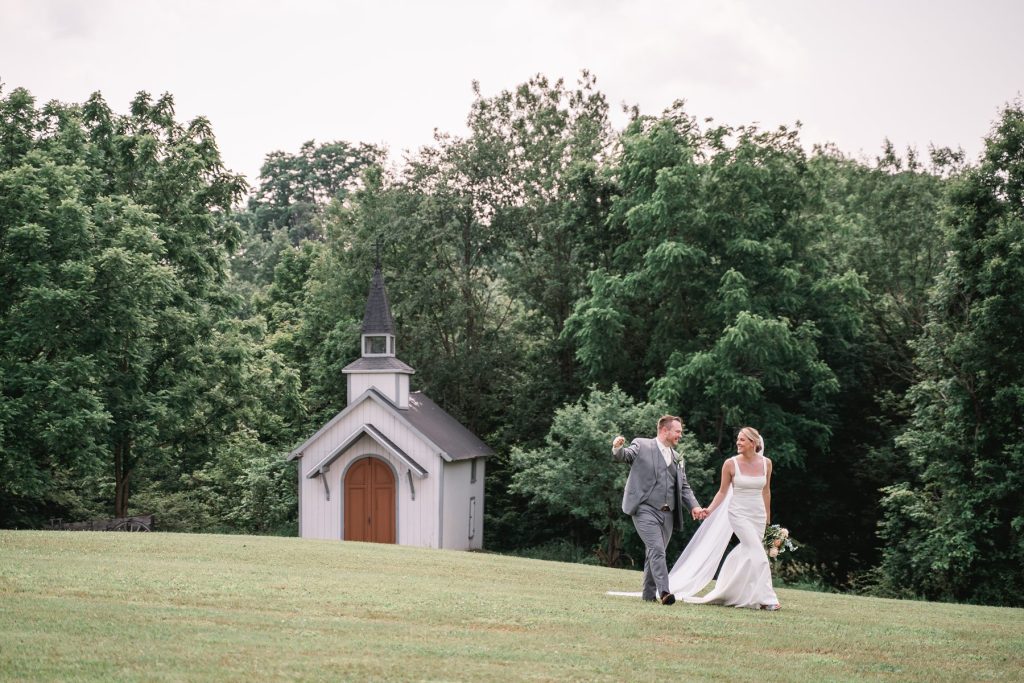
{"left": 613, "top": 415, "right": 704, "bottom": 605}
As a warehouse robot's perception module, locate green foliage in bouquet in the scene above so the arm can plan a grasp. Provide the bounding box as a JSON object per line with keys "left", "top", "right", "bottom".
{"left": 763, "top": 523, "right": 798, "bottom": 559}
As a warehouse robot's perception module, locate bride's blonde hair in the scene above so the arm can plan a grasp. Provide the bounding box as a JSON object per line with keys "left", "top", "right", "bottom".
{"left": 739, "top": 427, "right": 763, "bottom": 453}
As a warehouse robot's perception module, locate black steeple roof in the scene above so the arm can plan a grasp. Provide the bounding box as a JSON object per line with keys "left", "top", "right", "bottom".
{"left": 362, "top": 265, "right": 395, "bottom": 335}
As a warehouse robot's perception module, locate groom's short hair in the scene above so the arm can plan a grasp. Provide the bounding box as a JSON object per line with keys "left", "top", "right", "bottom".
{"left": 657, "top": 415, "right": 682, "bottom": 433}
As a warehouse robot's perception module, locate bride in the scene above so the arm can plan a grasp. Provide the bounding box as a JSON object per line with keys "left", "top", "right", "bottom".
{"left": 667, "top": 426, "right": 781, "bottom": 610}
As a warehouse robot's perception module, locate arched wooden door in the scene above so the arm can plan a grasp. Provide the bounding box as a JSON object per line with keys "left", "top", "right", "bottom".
{"left": 344, "top": 457, "right": 396, "bottom": 543}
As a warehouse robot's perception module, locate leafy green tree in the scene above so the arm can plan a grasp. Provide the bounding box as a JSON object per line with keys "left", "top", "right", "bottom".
{"left": 227, "top": 140, "right": 385, "bottom": 300}
{"left": 802, "top": 143, "right": 957, "bottom": 581}
{"left": 131, "top": 320, "right": 303, "bottom": 535}
{"left": 569, "top": 106, "right": 864, "bottom": 462}
{"left": 472, "top": 74, "right": 620, "bottom": 432}
{"left": 510, "top": 386, "right": 714, "bottom": 566}
{"left": 253, "top": 239, "right": 324, "bottom": 399}
{"left": 0, "top": 85, "right": 303, "bottom": 525}
{"left": 249, "top": 139, "right": 384, "bottom": 244}
{"left": 564, "top": 104, "right": 704, "bottom": 396}
{"left": 1, "top": 90, "right": 103, "bottom": 524}
{"left": 875, "top": 103, "right": 1024, "bottom": 606}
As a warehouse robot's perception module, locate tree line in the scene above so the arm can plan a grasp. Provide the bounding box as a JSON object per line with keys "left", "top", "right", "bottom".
{"left": 2, "top": 74, "right": 1021, "bottom": 607}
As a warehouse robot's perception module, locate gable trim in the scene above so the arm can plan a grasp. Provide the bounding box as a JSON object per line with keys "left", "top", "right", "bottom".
{"left": 287, "top": 387, "right": 451, "bottom": 462}
{"left": 305, "top": 423, "right": 429, "bottom": 479}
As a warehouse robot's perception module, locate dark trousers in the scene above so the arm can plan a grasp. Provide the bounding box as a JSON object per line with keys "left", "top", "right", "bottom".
{"left": 633, "top": 503, "right": 674, "bottom": 599}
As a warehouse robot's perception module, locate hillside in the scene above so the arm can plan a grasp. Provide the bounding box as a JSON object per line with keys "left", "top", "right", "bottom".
{"left": 1, "top": 531, "right": 1021, "bottom": 681}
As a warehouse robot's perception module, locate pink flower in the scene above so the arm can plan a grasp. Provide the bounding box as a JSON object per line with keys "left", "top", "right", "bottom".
{"left": 768, "top": 547, "right": 779, "bottom": 558}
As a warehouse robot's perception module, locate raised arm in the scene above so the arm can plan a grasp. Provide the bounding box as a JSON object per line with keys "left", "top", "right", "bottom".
{"left": 611, "top": 435, "right": 640, "bottom": 463}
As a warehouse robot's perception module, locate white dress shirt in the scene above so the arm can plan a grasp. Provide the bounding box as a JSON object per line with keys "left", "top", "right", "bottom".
{"left": 657, "top": 440, "right": 674, "bottom": 467}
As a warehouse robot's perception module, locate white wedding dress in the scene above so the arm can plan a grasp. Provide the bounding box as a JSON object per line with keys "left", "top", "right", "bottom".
{"left": 671, "top": 455, "right": 779, "bottom": 608}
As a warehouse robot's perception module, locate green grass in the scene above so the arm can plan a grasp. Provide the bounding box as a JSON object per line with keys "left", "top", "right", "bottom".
{"left": 1, "top": 531, "right": 1022, "bottom": 681}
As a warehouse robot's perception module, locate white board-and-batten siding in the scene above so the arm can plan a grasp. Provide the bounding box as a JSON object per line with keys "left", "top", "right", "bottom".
{"left": 297, "top": 400, "right": 440, "bottom": 547}
{"left": 441, "top": 458, "right": 486, "bottom": 551}
{"left": 348, "top": 373, "right": 409, "bottom": 409}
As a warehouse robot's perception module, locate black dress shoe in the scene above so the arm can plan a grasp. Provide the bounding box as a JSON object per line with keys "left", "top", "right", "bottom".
{"left": 660, "top": 592, "right": 676, "bottom": 605}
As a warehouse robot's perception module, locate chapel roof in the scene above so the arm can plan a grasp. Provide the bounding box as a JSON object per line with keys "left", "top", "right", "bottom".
{"left": 342, "top": 356, "right": 415, "bottom": 374}
{"left": 287, "top": 387, "right": 492, "bottom": 462}
{"left": 403, "top": 391, "right": 493, "bottom": 461}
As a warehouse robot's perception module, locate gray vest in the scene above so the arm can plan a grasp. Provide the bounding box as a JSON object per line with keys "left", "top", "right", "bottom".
{"left": 649, "top": 454, "right": 677, "bottom": 510}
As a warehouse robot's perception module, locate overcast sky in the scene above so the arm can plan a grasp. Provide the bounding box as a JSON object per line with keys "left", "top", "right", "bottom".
{"left": 2, "top": 0, "right": 1022, "bottom": 188}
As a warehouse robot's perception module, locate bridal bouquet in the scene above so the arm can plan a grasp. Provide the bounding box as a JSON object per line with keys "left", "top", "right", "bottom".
{"left": 763, "top": 524, "right": 797, "bottom": 559}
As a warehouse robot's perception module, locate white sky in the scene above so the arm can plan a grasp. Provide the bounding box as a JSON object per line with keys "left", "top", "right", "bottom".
{"left": 2, "top": 0, "right": 1022, "bottom": 189}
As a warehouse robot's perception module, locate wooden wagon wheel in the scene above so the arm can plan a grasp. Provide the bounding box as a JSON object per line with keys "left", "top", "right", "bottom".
{"left": 112, "top": 518, "right": 151, "bottom": 532}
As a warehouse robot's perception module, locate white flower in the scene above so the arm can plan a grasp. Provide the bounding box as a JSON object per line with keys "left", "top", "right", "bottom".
{"left": 779, "top": 528, "right": 789, "bottom": 539}
{"left": 768, "top": 547, "right": 779, "bottom": 558}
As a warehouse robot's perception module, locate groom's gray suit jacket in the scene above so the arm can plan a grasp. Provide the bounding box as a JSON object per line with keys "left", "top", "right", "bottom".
{"left": 613, "top": 438, "right": 700, "bottom": 529}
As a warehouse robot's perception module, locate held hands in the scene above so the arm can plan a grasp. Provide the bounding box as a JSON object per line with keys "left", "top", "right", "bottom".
{"left": 612, "top": 435, "right": 626, "bottom": 449}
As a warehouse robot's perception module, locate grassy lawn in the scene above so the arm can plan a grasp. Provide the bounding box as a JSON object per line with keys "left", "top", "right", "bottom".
{"left": 1, "top": 531, "right": 1022, "bottom": 681}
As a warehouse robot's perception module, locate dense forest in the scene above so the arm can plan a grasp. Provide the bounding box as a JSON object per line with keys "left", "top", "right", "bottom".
{"left": 2, "top": 75, "right": 1022, "bottom": 607}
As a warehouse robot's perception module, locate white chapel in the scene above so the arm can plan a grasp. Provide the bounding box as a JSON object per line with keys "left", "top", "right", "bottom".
{"left": 287, "top": 264, "right": 491, "bottom": 549}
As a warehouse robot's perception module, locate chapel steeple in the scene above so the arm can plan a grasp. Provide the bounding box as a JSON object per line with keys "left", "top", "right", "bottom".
{"left": 360, "top": 264, "right": 396, "bottom": 357}
{"left": 342, "top": 260, "right": 415, "bottom": 408}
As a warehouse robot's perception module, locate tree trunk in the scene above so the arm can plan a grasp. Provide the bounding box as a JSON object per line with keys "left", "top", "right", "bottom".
{"left": 114, "top": 439, "right": 132, "bottom": 518}
{"left": 597, "top": 519, "right": 623, "bottom": 568}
